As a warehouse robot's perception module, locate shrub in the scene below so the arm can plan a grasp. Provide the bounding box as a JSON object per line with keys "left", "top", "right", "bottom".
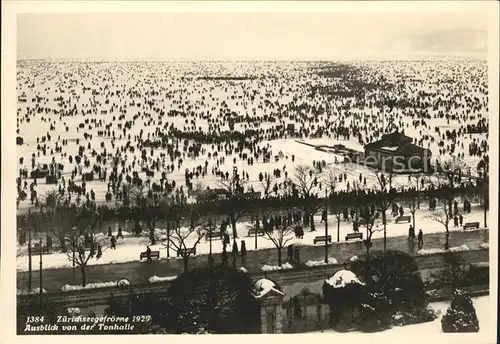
{"left": 392, "top": 306, "right": 440, "bottom": 326}
{"left": 357, "top": 292, "right": 392, "bottom": 332}
{"left": 441, "top": 289, "right": 479, "bottom": 333}
{"left": 351, "top": 250, "right": 428, "bottom": 313}
{"left": 322, "top": 270, "right": 366, "bottom": 328}
{"left": 167, "top": 265, "right": 260, "bottom": 334}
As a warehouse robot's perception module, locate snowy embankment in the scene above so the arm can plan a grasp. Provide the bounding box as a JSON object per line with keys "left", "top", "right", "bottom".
{"left": 17, "top": 287, "right": 47, "bottom": 296}
{"left": 325, "top": 269, "right": 365, "bottom": 288}
{"left": 16, "top": 206, "right": 486, "bottom": 272}
{"left": 59, "top": 278, "right": 130, "bottom": 292}
{"left": 261, "top": 262, "right": 294, "bottom": 271}
{"left": 416, "top": 244, "right": 471, "bottom": 256}
{"left": 305, "top": 258, "right": 339, "bottom": 267}
{"left": 148, "top": 275, "right": 178, "bottom": 283}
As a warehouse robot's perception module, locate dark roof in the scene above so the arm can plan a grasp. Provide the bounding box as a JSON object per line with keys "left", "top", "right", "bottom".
{"left": 366, "top": 132, "right": 412, "bottom": 149}
{"left": 396, "top": 142, "right": 432, "bottom": 156}
{"left": 367, "top": 142, "right": 431, "bottom": 156}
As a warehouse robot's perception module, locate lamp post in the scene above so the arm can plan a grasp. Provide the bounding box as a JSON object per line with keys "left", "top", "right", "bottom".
{"left": 324, "top": 189, "right": 329, "bottom": 264}
{"left": 480, "top": 168, "right": 488, "bottom": 228}
{"left": 208, "top": 218, "right": 213, "bottom": 264}
{"left": 39, "top": 238, "right": 43, "bottom": 308}
{"left": 72, "top": 226, "right": 76, "bottom": 283}
{"left": 28, "top": 210, "right": 33, "bottom": 291}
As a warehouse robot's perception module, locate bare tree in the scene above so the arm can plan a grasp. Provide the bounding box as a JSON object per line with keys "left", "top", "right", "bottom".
{"left": 43, "top": 190, "right": 75, "bottom": 253}
{"left": 435, "top": 157, "right": 468, "bottom": 215}
{"left": 401, "top": 174, "right": 427, "bottom": 230}
{"left": 217, "top": 173, "right": 249, "bottom": 241}
{"left": 262, "top": 221, "right": 295, "bottom": 267}
{"left": 360, "top": 210, "right": 382, "bottom": 254}
{"left": 373, "top": 171, "right": 396, "bottom": 252}
{"left": 259, "top": 172, "right": 275, "bottom": 199}
{"left": 326, "top": 169, "right": 343, "bottom": 242}
{"left": 428, "top": 198, "right": 454, "bottom": 250}
{"left": 293, "top": 164, "right": 323, "bottom": 231}
{"left": 157, "top": 204, "right": 206, "bottom": 272}
{"left": 280, "top": 177, "right": 295, "bottom": 198}
{"left": 129, "top": 184, "right": 172, "bottom": 244}
{"left": 65, "top": 230, "right": 110, "bottom": 287}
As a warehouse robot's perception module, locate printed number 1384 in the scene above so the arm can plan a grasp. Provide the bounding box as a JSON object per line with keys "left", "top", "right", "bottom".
{"left": 26, "top": 316, "right": 45, "bottom": 323}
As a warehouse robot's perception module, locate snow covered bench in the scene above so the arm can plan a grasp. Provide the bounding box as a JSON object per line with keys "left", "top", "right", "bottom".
{"left": 345, "top": 232, "right": 363, "bottom": 241}
{"left": 31, "top": 243, "right": 51, "bottom": 255}
{"left": 177, "top": 247, "right": 196, "bottom": 257}
{"left": 313, "top": 235, "right": 332, "bottom": 244}
{"left": 140, "top": 251, "right": 160, "bottom": 260}
{"left": 395, "top": 215, "right": 411, "bottom": 224}
{"left": 463, "top": 222, "right": 480, "bottom": 230}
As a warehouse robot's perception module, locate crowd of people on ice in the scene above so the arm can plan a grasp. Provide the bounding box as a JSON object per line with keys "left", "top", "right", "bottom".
{"left": 16, "top": 60, "right": 489, "bottom": 227}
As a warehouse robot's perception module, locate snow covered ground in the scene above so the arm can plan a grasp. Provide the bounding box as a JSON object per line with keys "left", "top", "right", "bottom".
{"left": 16, "top": 205, "right": 487, "bottom": 271}
{"left": 16, "top": 60, "right": 488, "bottom": 210}
{"left": 312, "top": 295, "right": 493, "bottom": 339}
{"left": 15, "top": 60, "right": 489, "bottom": 272}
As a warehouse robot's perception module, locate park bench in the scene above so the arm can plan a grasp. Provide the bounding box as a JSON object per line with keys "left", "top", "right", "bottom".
{"left": 395, "top": 215, "right": 411, "bottom": 224}
{"left": 177, "top": 247, "right": 196, "bottom": 257}
{"left": 140, "top": 251, "right": 160, "bottom": 261}
{"left": 463, "top": 222, "right": 480, "bottom": 230}
{"left": 247, "top": 228, "right": 265, "bottom": 237}
{"left": 31, "top": 244, "right": 50, "bottom": 255}
{"left": 313, "top": 235, "right": 332, "bottom": 244}
{"left": 345, "top": 232, "right": 363, "bottom": 241}
{"left": 205, "top": 231, "right": 222, "bottom": 240}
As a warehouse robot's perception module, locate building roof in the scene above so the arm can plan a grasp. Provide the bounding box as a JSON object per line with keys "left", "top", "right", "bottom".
{"left": 365, "top": 131, "right": 412, "bottom": 149}
{"left": 252, "top": 278, "right": 285, "bottom": 299}
{"left": 365, "top": 131, "right": 431, "bottom": 156}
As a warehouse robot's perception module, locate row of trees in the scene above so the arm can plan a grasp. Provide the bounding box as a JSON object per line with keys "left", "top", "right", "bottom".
{"left": 18, "top": 158, "right": 489, "bottom": 287}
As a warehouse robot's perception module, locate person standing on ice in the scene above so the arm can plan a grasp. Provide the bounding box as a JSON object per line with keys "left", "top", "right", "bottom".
{"left": 240, "top": 240, "right": 247, "bottom": 265}
{"left": 110, "top": 235, "right": 117, "bottom": 250}
{"left": 417, "top": 229, "right": 423, "bottom": 249}
{"left": 320, "top": 209, "right": 327, "bottom": 223}
{"left": 232, "top": 241, "right": 239, "bottom": 256}
{"left": 408, "top": 225, "right": 415, "bottom": 241}
{"left": 117, "top": 226, "right": 124, "bottom": 239}
{"left": 221, "top": 243, "right": 228, "bottom": 266}
{"left": 96, "top": 244, "right": 102, "bottom": 259}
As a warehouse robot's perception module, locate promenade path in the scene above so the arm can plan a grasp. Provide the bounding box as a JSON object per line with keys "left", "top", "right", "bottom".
{"left": 17, "top": 228, "right": 488, "bottom": 292}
